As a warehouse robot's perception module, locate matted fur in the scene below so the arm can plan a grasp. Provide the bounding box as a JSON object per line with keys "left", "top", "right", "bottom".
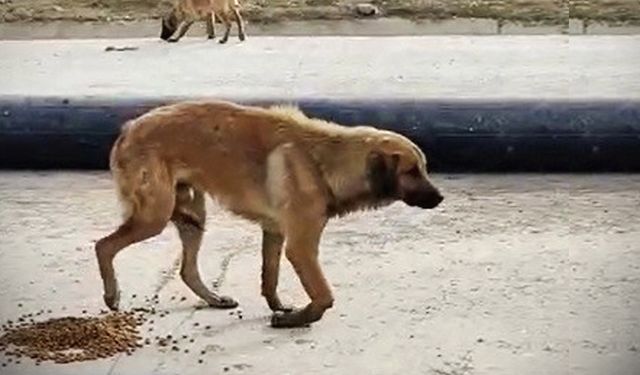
{"left": 95, "top": 99, "right": 443, "bottom": 328}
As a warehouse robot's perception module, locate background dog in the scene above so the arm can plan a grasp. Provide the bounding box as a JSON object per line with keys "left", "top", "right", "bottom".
{"left": 160, "top": 0, "right": 245, "bottom": 43}
{"left": 95, "top": 100, "right": 443, "bottom": 328}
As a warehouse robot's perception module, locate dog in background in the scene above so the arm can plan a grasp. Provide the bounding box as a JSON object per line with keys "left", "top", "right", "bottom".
{"left": 160, "top": 0, "right": 246, "bottom": 43}
{"left": 95, "top": 100, "right": 443, "bottom": 328}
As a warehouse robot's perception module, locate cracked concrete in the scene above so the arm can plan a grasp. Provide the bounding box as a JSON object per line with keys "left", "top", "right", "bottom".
{"left": 0, "top": 172, "right": 639, "bottom": 375}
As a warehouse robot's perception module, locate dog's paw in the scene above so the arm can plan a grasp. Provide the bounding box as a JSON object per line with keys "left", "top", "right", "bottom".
{"left": 267, "top": 298, "right": 294, "bottom": 313}
{"left": 218, "top": 38, "right": 228, "bottom": 44}
{"left": 207, "top": 35, "right": 216, "bottom": 40}
{"left": 167, "top": 38, "right": 179, "bottom": 43}
{"left": 239, "top": 34, "right": 246, "bottom": 42}
{"left": 270, "top": 310, "right": 311, "bottom": 328}
{"left": 208, "top": 295, "right": 238, "bottom": 309}
{"left": 103, "top": 290, "right": 121, "bottom": 311}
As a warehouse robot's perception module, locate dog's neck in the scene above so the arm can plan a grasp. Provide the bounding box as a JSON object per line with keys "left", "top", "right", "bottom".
{"left": 307, "top": 136, "right": 394, "bottom": 218}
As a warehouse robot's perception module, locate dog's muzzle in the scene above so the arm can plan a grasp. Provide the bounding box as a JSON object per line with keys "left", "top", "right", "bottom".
{"left": 404, "top": 190, "right": 444, "bottom": 209}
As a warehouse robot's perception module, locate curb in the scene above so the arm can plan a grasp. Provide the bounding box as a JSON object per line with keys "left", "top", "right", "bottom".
{"left": 1, "top": 96, "right": 639, "bottom": 172}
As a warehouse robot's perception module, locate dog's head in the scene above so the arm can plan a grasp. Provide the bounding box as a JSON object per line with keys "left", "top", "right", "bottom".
{"left": 160, "top": 10, "right": 179, "bottom": 40}
{"left": 366, "top": 134, "right": 443, "bottom": 209}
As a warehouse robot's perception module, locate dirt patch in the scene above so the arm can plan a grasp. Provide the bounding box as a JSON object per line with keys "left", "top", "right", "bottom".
{"left": 0, "top": 0, "right": 605, "bottom": 27}
{"left": 570, "top": 0, "right": 640, "bottom": 25}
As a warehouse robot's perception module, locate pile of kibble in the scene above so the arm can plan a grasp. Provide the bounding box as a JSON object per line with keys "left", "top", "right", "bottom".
{"left": 0, "top": 310, "right": 145, "bottom": 365}
{"left": 0, "top": 294, "right": 240, "bottom": 367}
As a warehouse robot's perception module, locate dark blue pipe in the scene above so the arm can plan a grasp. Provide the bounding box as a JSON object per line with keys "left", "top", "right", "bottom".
{"left": 1, "top": 96, "right": 639, "bottom": 172}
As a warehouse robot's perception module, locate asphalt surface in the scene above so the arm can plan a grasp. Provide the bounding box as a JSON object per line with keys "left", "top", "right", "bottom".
{"left": 0, "top": 172, "right": 639, "bottom": 375}
{"left": 0, "top": 36, "right": 639, "bottom": 100}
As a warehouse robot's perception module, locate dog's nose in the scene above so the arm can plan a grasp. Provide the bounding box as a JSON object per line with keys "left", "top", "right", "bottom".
{"left": 426, "top": 191, "right": 443, "bottom": 208}
{"left": 434, "top": 192, "right": 444, "bottom": 205}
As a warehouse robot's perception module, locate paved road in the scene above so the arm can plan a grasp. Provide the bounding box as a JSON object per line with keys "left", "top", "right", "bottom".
{"left": 0, "top": 173, "right": 639, "bottom": 375}
{"left": 1, "top": 36, "right": 639, "bottom": 100}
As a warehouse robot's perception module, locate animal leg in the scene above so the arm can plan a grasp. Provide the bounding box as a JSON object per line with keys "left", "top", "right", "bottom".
{"left": 172, "top": 183, "right": 238, "bottom": 308}
{"left": 231, "top": 7, "right": 246, "bottom": 41}
{"left": 271, "top": 217, "right": 333, "bottom": 328}
{"left": 95, "top": 173, "right": 175, "bottom": 310}
{"left": 218, "top": 13, "right": 232, "bottom": 44}
{"left": 265, "top": 144, "right": 333, "bottom": 328}
{"left": 261, "top": 230, "right": 292, "bottom": 312}
{"left": 168, "top": 20, "right": 194, "bottom": 42}
{"left": 206, "top": 12, "right": 216, "bottom": 39}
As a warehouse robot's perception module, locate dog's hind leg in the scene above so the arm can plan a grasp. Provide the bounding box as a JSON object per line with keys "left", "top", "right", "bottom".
{"left": 172, "top": 183, "right": 238, "bottom": 308}
{"left": 168, "top": 20, "right": 194, "bottom": 42}
{"left": 95, "top": 168, "right": 175, "bottom": 310}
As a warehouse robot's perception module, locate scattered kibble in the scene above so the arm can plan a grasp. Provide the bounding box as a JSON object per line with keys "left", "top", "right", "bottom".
{"left": 0, "top": 311, "right": 144, "bottom": 364}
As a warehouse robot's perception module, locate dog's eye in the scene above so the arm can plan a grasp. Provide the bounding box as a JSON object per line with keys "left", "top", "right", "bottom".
{"left": 407, "top": 165, "right": 421, "bottom": 177}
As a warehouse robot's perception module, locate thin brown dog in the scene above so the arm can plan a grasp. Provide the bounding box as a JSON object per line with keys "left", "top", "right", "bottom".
{"left": 95, "top": 100, "right": 443, "bottom": 328}
{"left": 160, "top": 0, "right": 245, "bottom": 43}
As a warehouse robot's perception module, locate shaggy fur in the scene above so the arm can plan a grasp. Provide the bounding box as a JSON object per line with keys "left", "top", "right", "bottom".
{"left": 95, "top": 100, "right": 443, "bottom": 328}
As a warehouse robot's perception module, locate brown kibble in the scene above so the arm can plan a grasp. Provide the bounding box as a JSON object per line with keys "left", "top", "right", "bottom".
{"left": 184, "top": 349, "right": 189, "bottom": 353}
{"left": 0, "top": 309, "right": 145, "bottom": 364}
{"left": 194, "top": 322, "right": 200, "bottom": 327}
{"left": 180, "top": 296, "right": 187, "bottom": 302}
{"left": 189, "top": 338, "right": 195, "bottom": 343}
{"left": 200, "top": 350, "right": 206, "bottom": 355}
{"left": 205, "top": 325, "right": 211, "bottom": 330}
{"left": 171, "top": 346, "right": 180, "bottom": 351}
{"left": 198, "top": 359, "right": 204, "bottom": 364}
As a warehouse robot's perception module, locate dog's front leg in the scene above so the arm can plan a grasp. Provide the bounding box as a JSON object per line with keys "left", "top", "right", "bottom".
{"left": 168, "top": 20, "right": 194, "bottom": 42}
{"left": 266, "top": 143, "right": 334, "bottom": 328}
{"left": 271, "top": 216, "right": 334, "bottom": 328}
{"left": 261, "top": 230, "right": 292, "bottom": 312}
{"left": 206, "top": 12, "right": 216, "bottom": 39}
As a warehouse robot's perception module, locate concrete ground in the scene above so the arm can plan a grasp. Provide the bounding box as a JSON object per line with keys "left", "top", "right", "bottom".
{"left": 1, "top": 36, "right": 639, "bottom": 100}
{"left": 1, "top": 19, "right": 640, "bottom": 40}
{"left": 0, "top": 172, "right": 639, "bottom": 375}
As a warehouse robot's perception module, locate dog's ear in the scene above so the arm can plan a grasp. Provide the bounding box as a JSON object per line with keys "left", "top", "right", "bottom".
{"left": 366, "top": 151, "right": 400, "bottom": 198}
